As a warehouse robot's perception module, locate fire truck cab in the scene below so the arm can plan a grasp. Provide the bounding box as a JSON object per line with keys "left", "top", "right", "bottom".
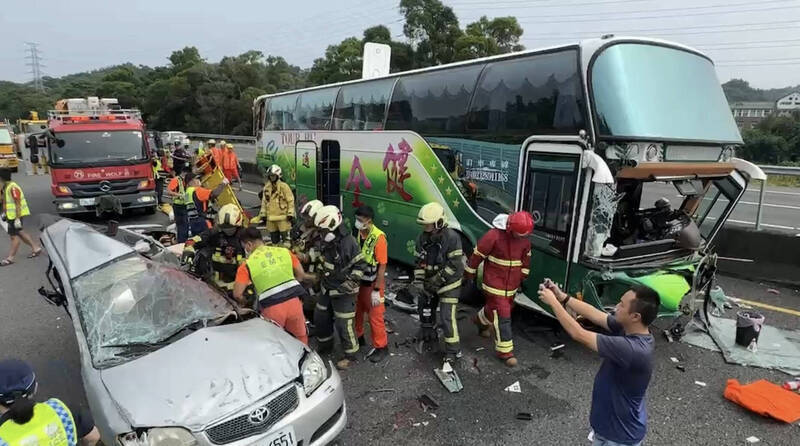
{"left": 46, "top": 98, "right": 157, "bottom": 215}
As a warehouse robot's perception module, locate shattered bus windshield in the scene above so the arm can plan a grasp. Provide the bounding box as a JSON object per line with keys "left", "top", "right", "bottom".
{"left": 72, "top": 256, "right": 232, "bottom": 367}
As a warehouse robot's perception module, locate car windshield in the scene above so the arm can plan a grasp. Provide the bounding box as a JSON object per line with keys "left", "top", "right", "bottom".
{"left": 591, "top": 43, "right": 742, "bottom": 144}
{"left": 51, "top": 130, "right": 146, "bottom": 165}
{"left": 72, "top": 255, "right": 233, "bottom": 368}
{"left": 0, "top": 129, "right": 13, "bottom": 145}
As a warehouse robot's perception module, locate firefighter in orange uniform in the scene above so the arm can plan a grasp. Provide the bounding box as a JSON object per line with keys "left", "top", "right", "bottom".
{"left": 465, "top": 211, "right": 533, "bottom": 367}
{"left": 222, "top": 143, "right": 241, "bottom": 187}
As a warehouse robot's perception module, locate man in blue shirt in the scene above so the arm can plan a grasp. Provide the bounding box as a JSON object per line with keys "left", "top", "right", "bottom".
{"left": 538, "top": 281, "right": 659, "bottom": 446}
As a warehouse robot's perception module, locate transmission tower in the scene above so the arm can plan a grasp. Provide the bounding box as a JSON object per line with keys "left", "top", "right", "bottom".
{"left": 24, "top": 42, "right": 45, "bottom": 92}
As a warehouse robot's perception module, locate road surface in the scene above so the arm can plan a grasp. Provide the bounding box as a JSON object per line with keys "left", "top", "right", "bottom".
{"left": 1, "top": 174, "right": 799, "bottom": 445}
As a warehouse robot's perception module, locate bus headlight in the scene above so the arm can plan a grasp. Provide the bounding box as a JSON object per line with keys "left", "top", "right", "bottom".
{"left": 300, "top": 350, "right": 327, "bottom": 396}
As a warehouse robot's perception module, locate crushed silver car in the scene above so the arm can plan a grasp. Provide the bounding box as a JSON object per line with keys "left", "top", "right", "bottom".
{"left": 38, "top": 218, "right": 346, "bottom": 446}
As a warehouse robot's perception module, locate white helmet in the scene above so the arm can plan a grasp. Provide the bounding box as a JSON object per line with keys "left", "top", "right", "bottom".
{"left": 301, "top": 199, "right": 324, "bottom": 219}
{"left": 268, "top": 164, "right": 282, "bottom": 177}
{"left": 417, "top": 202, "right": 447, "bottom": 229}
{"left": 314, "top": 205, "right": 342, "bottom": 231}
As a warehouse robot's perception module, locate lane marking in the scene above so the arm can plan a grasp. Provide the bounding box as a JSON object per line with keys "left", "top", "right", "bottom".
{"left": 746, "top": 188, "right": 800, "bottom": 197}
{"left": 729, "top": 297, "right": 800, "bottom": 318}
{"left": 737, "top": 200, "right": 800, "bottom": 211}
{"left": 241, "top": 189, "right": 259, "bottom": 196}
{"left": 706, "top": 216, "right": 797, "bottom": 231}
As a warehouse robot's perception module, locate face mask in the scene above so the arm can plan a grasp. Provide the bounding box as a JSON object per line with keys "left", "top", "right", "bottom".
{"left": 354, "top": 220, "right": 367, "bottom": 230}
{"left": 324, "top": 232, "right": 336, "bottom": 242}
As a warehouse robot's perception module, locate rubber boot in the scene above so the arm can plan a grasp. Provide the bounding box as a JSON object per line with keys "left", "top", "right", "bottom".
{"left": 504, "top": 356, "right": 518, "bottom": 368}
{"left": 368, "top": 347, "right": 389, "bottom": 363}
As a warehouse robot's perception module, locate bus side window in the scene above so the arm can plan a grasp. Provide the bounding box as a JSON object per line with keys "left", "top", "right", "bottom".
{"left": 267, "top": 95, "right": 299, "bottom": 130}
{"left": 333, "top": 79, "right": 393, "bottom": 131}
{"left": 523, "top": 153, "right": 579, "bottom": 257}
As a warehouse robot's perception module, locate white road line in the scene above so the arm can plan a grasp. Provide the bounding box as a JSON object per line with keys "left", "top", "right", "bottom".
{"left": 707, "top": 216, "right": 798, "bottom": 231}
{"left": 737, "top": 200, "right": 800, "bottom": 210}
{"left": 745, "top": 188, "right": 800, "bottom": 196}
{"left": 240, "top": 189, "right": 259, "bottom": 195}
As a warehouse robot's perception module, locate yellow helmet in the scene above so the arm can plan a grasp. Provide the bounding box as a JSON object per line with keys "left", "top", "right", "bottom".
{"left": 219, "top": 139, "right": 227, "bottom": 146}
{"left": 314, "top": 205, "right": 342, "bottom": 231}
{"left": 217, "top": 204, "right": 243, "bottom": 227}
{"left": 417, "top": 202, "right": 446, "bottom": 228}
{"left": 226, "top": 143, "right": 234, "bottom": 149}
{"left": 301, "top": 199, "right": 324, "bottom": 219}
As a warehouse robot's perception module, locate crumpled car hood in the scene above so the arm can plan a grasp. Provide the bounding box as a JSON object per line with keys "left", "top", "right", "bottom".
{"left": 100, "top": 318, "right": 304, "bottom": 430}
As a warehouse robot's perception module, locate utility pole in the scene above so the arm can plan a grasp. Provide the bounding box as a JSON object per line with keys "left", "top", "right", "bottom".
{"left": 24, "top": 42, "right": 45, "bottom": 92}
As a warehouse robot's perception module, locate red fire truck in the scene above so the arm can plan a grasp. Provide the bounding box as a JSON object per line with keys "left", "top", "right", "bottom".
{"left": 46, "top": 98, "right": 157, "bottom": 215}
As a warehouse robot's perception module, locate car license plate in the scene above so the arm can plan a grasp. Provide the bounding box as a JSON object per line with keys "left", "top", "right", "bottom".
{"left": 79, "top": 198, "right": 95, "bottom": 206}
{"left": 258, "top": 428, "right": 296, "bottom": 446}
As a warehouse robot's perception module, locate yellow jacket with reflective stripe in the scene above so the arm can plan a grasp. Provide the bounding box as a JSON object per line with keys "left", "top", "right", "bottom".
{"left": 3, "top": 181, "right": 30, "bottom": 220}
{"left": 359, "top": 224, "right": 385, "bottom": 280}
{"left": 0, "top": 399, "right": 77, "bottom": 446}
{"left": 246, "top": 245, "right": 305, "bottom": 306}
{"left": 260, "top": 180, "right": 295, "bottom": 221}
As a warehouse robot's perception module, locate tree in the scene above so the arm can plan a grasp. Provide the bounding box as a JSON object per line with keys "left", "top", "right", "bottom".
{"left": 169, "top": 47, "right": 203, "bottom": 73}
{"left": 308, "top": 37, "right": 364, "bottom": 85}
{"left": 455, "top": 16, "right": 524, "bottom": 60}
{"left": 400, "top": 0, "right": 463, "bottom": 65}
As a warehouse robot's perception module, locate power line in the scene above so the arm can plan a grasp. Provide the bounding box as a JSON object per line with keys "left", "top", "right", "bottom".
{"left": 519, "top": 19, "right": 800, "bottom": 37}
{"left": 24, "top": 42, "right": 45, "bottom": 92}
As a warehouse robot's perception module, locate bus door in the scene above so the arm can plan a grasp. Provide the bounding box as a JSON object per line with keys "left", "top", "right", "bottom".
{"left": 515, "top": 142, "right": 584, "bottom": 312}
{"left": 318, "top": 139, "right": 341, "bottom": 207}
{"left": 295, "top": 141, "right": 318, "bottom": 203}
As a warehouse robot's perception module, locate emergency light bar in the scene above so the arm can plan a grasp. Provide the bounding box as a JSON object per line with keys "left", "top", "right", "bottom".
{"left": 47, "top": 109, "right": 142, "bottom": 123}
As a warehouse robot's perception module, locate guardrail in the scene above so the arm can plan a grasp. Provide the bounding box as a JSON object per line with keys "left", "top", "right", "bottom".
{"left": 183, "top": 133, "right": 256, "bottom": 143}
{"left": 759, "top": 165, "right": 800, "bottom": 176}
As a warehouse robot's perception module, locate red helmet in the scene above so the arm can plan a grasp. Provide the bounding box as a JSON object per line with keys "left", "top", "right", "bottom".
{"left": 507, "top": 211, "right": 534, "bottom": 236}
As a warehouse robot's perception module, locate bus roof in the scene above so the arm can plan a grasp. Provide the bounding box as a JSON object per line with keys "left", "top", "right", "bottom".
{"left": 253, "top": 35, "right": 707, "bottom": 105}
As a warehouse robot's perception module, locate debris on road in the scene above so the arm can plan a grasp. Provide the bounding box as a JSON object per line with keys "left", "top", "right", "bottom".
{"left": 783, "top": 379, "right": 800, "bottom": 391}
{"left": 670, "top": 357, "right": 680, "bottom": 363}
{"left": 745, "top": 436, "right": 760, "bottom": 444}
{"left": 766, "top": 288, "right": 780, "bottom": 295}
{"left": 504, "top": 381, "right": 522, "bottom": 393}
{"left": 725, "top": 379, "right": 800, "bottom": 423}
{"left": 550, "top": 343, "right": 565, "bottom": 358}
{"left": 418, "top": 394, "right": 439, "bottom": 411}
{"left": 516, "top": 412, "right": 533, "bottom": 421}
{"left": 676, "top": 365, "right": 686, "bottom": 372}
{"left": 694, "top": 381, "right": 707, "bottom": 387}
{"left": 472, "top": 357, "right": 481, "bottom": 375}
{"left": 434, "top": 361, "right": 463, "bottom": 393}
{"left": 475, "top": 347, "right": 485, "bottom": 352}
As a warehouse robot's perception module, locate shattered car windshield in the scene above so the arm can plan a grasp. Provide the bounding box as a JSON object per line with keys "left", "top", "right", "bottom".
{"left": 72, "top": 255, "right": 232, "bottom": 367}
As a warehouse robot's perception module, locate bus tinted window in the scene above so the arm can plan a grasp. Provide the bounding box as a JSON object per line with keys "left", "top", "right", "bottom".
{"left": 296, "top": 88, "right": 338, "bottom": 130}
{"left": 266, "top": 94, "right": 299, "bottom": 130}
{"left": 333, "top": 79, "right": 394, "bottom": 131}
{"left": 468, "top": 51, "right": 585, "bottom": 139}
{"left": 386, "top": 65, "right": 483, "bottom": 134}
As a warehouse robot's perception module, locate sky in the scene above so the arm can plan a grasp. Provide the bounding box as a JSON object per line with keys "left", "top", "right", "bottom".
{"left": 1, "top": 0, "right": 799, "bottom": 89}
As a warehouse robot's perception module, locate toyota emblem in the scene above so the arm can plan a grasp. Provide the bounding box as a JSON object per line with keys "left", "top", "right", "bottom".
{"left": 99, "top": 181, "right": 112, "bottom": 193}
{"left": 247, "top": 406, "right": 270, "bottom": 425}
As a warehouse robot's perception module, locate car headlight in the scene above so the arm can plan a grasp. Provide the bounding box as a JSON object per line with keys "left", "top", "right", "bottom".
{"left": 300, "top": 350, "right": 327, "bottom": 396}
{"left": 118, "top": 428, "right": 197, "bottom": 446}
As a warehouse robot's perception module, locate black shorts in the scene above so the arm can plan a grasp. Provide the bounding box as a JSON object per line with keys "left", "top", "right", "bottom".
{"left": 6, "top": 218, "right": 23, "bottom": 236}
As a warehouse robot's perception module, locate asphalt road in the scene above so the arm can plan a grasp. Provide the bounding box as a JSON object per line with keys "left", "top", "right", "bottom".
{"left": 2, "top": 174, "right": 799, "bottom": 445}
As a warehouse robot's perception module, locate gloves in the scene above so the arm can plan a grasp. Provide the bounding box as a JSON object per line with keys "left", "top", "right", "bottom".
{"left": 341, "top": 279, "right": 359, "bottom": 294}
{"left": 287, "top": 215, "right": 294, "bottom": 223}
{"left": 14, "top": 219, "right": 22, "bottom": 230}
{"left": 250, "top": 215, "right": 263, "bottom": 224}
{"left": 371, "top": 290, "right": 382, "bottom": 307}
{"left": 180, "top": 250, "right": 195, "bottom": 265}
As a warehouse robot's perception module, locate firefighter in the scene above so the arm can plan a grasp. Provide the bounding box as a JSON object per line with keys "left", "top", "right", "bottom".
{"left": 465, "top": 211, "right": 533, "bottom": 367}
{"left": 222, "top": 143, "right": 241, "bottom": 189}
{"left": 1, "top": 169, "right": 43, "bottom": 266}
{"left": 181, "top": 204, "right": 246, "bottom": 296}
{"left": 151, "top": 156, "right": 163, "bottom": 205}
{"left": 353, "top": 205, "right": 389, "bottom": 363}
{"left": 185, "top": 175, "right": 227, "bottom": 237}
{"left": 291, "top": 199, "right": 323, "bottom": 265}
{"left": 413, "top": 202, "right": 464, "bottom": 363}
{"left": 234, "top": 227, "right": 311, "bottom": 344}
{"left": 173, "top": 140, "right": 192, "bottom": 175}
{"left": 312, "top": 205, "right": 369, "bottom": 370}
{"left": 253, "top": 164, "right": 295, "bottom": 246}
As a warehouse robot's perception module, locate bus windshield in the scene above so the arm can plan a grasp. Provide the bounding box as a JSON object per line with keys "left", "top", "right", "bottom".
{"left": 51, "top": 130, "right": 146, "bottom": 165}
{"left": 591, "top": 43, "right": 741, "bottom": 144}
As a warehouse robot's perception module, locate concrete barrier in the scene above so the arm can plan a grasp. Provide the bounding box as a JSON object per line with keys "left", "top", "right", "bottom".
{"left": 714, "top": 226, "right": 800, "bottom": 286}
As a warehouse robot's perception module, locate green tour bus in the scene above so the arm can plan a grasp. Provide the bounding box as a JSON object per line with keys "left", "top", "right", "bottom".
{"left": 253, "top": 36, "right": 764, "bottom": 330}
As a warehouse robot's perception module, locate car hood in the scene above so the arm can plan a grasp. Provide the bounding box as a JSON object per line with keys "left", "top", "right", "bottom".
{"left": 100, "top": 318, "right": 305, "bottom": 431}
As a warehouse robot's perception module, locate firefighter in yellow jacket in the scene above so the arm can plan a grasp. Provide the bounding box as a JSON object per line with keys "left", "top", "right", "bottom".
{"left": 253, "top": 164, "right": 295, "bottom": 246}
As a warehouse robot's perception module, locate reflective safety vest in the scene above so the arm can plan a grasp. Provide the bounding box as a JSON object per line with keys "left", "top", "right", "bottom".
{"left": 246, "top": 245, "right": 305, "bottom": 307}
{"left": 152, "top": 158, "right": 162, "bottom": 178}
{"left": 172, "top": 177, "right": 187, "bottom": 206}
{"left": 3, "top": 181, "right": 30, "bottom": 220}
{"left": 185, "top": 186, "right": 203, "bottom": 218}
{"left": 359, "top": 224, "right": 385, "bottom": 282}
{"left": 0, "top": 399, "right": 77, "bottom": 446}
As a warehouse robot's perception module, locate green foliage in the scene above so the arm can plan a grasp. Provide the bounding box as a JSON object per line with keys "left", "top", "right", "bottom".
{"left": 740, "top": 112, "right": 800, "bottom": 164}
{"left": 723, "top": 78, "right": 800, "bottom": 103}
